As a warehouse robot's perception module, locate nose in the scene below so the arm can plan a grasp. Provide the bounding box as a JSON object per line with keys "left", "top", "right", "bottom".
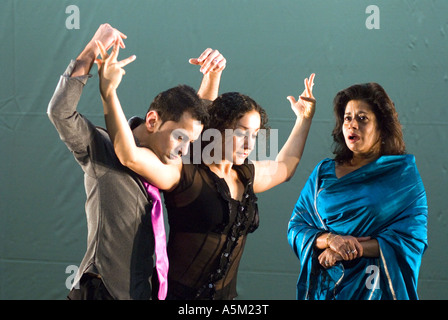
{"left": 245, "top": 135, "right": 256, "bottom": 151}
{"left": 348, "top": 118, "right": 358, "bottom": 129}
{"left": 180, "top": 141, "right": 190, "bottom": 156}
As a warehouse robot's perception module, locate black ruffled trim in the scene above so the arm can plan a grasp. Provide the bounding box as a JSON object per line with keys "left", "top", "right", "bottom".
{"left": 195, "top": 164, "right": 259, "bottom": 299}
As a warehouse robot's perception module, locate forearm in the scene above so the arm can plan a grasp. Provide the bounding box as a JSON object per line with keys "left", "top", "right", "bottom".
{"left": 360, "top": 239, "right": 380, "bottom": 258}
{"left": 47, "top": 60, "right": 94, "bottom": 153}
{"left": 315, "top": 233, "right": 380, "bottom": 258}
{"left": 197, "top": 71, "right": 222, "bottom": 101}
{"left": 101, "top": 90, "right": 137, "bottom": 165}
{"left": 315, "top": 232, "right": 332, "bottom": 250}
{"left": 71, "top": 41, "right": 99, "bottom": 77}
{"left": 275, "top": 117, "right": 312, "bottom": 179}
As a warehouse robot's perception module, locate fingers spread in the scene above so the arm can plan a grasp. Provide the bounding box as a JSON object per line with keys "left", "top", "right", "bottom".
{"left": 118, "top": 55, "right": 137, "bottom": 68}
{"left": 287, "top": 96, "right": 297, "bottom": 105}
{"left": 299, "top": 96, "right": 316, "bottom": 103}
{"left": 110, "top": 39, "right": 120, "bottom": 61}
{"left": 95, "top": 40, "right": 108, "bottom": 59}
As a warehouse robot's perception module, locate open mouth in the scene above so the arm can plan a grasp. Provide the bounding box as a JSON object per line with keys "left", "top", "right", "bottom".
{"left": 348, "top": 134, "right": 360, "bottom": 143}
{"left": 236, "top": 150, "right": 250, "bottom": 158}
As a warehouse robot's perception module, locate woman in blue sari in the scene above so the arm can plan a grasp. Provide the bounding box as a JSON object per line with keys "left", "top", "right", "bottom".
{"left": 287, "top": 83, "right": 428, "bottom": 300}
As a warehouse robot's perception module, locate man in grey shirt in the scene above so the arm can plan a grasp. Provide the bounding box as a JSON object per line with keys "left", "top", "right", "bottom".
{"left": 47, "top": 24, "right": 226, "bottom": 299}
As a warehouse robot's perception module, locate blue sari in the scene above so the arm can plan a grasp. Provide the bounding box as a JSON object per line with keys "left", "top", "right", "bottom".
{"left": 287, "top": 155, "right": 428, "bottom": 300}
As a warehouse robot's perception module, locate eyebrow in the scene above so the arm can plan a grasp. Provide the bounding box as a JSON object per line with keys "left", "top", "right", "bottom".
{"left": 235, "top": 124, "right": 260, "bottom": 130}
{"left": 344, "top": 110, "right": 369, "bottom": 115}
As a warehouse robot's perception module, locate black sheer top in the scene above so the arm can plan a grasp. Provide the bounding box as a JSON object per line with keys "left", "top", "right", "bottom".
{"left": 162, "top": 162, "right": 259, "bottom": 300}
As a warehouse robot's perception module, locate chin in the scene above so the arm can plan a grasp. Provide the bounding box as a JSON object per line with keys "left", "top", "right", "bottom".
{"left": 233, "top": 157, "right": 246, "bottom": 165}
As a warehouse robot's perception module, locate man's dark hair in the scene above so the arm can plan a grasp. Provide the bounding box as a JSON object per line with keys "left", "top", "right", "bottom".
{"left": 147, "top": 85, "right": 209, "bottom": 125}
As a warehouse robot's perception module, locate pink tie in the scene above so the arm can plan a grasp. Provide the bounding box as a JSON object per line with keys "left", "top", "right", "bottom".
{"left": 140, "top": 178, "right": 169, "bottom": 300}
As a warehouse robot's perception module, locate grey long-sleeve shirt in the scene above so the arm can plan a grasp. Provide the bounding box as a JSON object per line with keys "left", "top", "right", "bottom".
{"left": 47, "top": 60, "right": 154, "bottom": 300}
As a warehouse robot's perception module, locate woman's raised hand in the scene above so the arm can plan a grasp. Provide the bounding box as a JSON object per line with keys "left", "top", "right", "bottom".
{"left": 95, "top": 39, "right": 136, "bottom": 99}
{"left": 189, "top": 48, "right": 226, "bottom": 75}
{"left": 287, "top": 73, "right": 316, "bottom": 120}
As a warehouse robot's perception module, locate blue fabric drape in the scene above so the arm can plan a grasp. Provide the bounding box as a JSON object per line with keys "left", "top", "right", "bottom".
{"left": 287, "top": 155, "right": 428, "bottom": 300}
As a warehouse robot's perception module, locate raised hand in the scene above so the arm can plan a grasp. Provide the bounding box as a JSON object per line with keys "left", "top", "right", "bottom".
{"left": 189, "top": 48, "right": 226, "bottom": 75}
{"left": 90, "top": 23, "right": 127, "bottom": 53}
{"left": 287, "top": 73, "right": 316, "bottom": 120}
{"left": 95, "top": 39, "right": 136, "bottom": 99}
{"left": 71, "top": 23, "right": 127, "bottom": 78}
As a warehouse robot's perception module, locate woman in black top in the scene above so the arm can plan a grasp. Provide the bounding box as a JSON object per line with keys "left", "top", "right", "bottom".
{"left": 97, "top": 41, "right": 316, "bottom": 299}
{"left": 161, "top": 93, "right": 266, "bottom": 299}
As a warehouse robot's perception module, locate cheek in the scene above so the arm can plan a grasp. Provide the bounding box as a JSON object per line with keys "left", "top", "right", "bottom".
{"left": 342, "top": 125, "right": 349, "bottom": 138}
{"left": 233, "top": 136, "right": 245, "bottom": 149}
{"left": 366, "top": 125, "right": 380, "bottom": 140}
{"left": 166, "top": 135, "right": 179, "bottom": 152}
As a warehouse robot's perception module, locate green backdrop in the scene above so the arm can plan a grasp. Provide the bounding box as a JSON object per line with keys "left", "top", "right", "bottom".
{"left": 1, "top": 0, "right": 447, "bottom": 299}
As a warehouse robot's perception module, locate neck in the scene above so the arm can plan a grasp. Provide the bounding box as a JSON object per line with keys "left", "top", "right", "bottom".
{"left": 349, "top": 152, "right": 380, "bottom": 167}
{"left": 132, "top": 124, "right": 151, "bottom": 148}
{"left": 208, "top": 160, "right": 234, "bottom": 176}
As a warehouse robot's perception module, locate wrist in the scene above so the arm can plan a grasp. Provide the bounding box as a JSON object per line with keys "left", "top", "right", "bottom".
{"left": 325, "top": 233, "right": 333, "bottom": 248}
{"left": 77, "top": 41, "right": 99, "bottom": 64}
{"left": 326, "top": 233, "right": 338, "bottom": 248}
{"left": 71, "top": 43, "right": 99, "bottom": 78}
{"left": 100, "top": 88, "right": 117, "bottom": 101}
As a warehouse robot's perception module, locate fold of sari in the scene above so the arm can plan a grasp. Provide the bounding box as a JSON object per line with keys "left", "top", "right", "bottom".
{"left": 287, "top": 155, "right": 428, "bottom": 300}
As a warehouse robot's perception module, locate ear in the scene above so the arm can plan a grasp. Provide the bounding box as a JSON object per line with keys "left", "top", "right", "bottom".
{"left": 145, "top": 110, "right": 159, "bottom": 132}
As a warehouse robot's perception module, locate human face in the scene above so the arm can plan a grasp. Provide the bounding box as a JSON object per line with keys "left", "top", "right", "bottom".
{"left": 227, "top": 110, "right": 261, "bottom": 165}
{"left": 151, "top": 112, "right": 203, "bottom": 164}
{"left": 342, "top": 100, "right": 381, "bottom": 158}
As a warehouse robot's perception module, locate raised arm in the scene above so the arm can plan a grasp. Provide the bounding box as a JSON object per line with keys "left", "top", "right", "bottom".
{"left": 189, "top": 48, "right": 226, "bottom": 101}
{"left": 96, "top": 40, "right": 181, "bottom": 191}
{"left": 47, "top": 24, "right": 126, "bottom": 157}
{"left": 72, "top": 23, "right": 126, "bottom": 77}
{"left": 253, "top": 74, "right": 316, "bottom": 193}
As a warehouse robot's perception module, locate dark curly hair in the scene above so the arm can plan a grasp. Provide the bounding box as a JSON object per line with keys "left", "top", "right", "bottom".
{"left": 146, "top": 84, "right": 209, "bottom": 125}
{"left": 332, "top": 82, "right": 406, "bottom": 163}
{"left": 204, "top": 92, "right": 269, "bottom": 133}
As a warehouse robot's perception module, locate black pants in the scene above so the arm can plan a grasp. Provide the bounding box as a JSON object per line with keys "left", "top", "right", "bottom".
{"left": 67, "top": 274, "right": 114, "bottom": 300}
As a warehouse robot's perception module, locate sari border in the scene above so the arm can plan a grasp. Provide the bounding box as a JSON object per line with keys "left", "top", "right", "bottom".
{"left": 313, "top": 162, "right": 328, "bottom": 230}
{"left": 379, "top": 245, "right": 397, "bottom": 300}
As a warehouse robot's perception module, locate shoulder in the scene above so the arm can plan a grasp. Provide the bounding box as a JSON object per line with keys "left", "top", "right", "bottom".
{"left": 377, "top": 154, "right": 417, "bottom": 172}
{"left": 169, "top": 163, "right": 198, "bottom": 194}
{"left": 312, "top": 158, "right": 334, "bottom": 176}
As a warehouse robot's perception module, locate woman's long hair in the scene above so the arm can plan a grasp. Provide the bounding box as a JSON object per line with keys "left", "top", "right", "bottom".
{"left": 332, "top": 82, "right": 406, "bottom": 163}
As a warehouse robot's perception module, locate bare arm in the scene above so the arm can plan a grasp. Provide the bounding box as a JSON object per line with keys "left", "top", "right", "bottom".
{"left": 96, "top": 40, "right": 181, "bottom": 191}
{"left": 189, "top": 48, "right": 226, "bottom": 101}
{"left": 253, "top": 74, "right": 316, "bottom": 193}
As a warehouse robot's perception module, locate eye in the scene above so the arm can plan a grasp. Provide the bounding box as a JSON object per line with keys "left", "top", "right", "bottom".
{"left": 344, "top": 116, "right": 352, "bottom": 122}
{"left": 234, "top": 130, "right": 246, "bottom": 138}
{"left": 358, "top": 115, "right": 367, "bottom": 121}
